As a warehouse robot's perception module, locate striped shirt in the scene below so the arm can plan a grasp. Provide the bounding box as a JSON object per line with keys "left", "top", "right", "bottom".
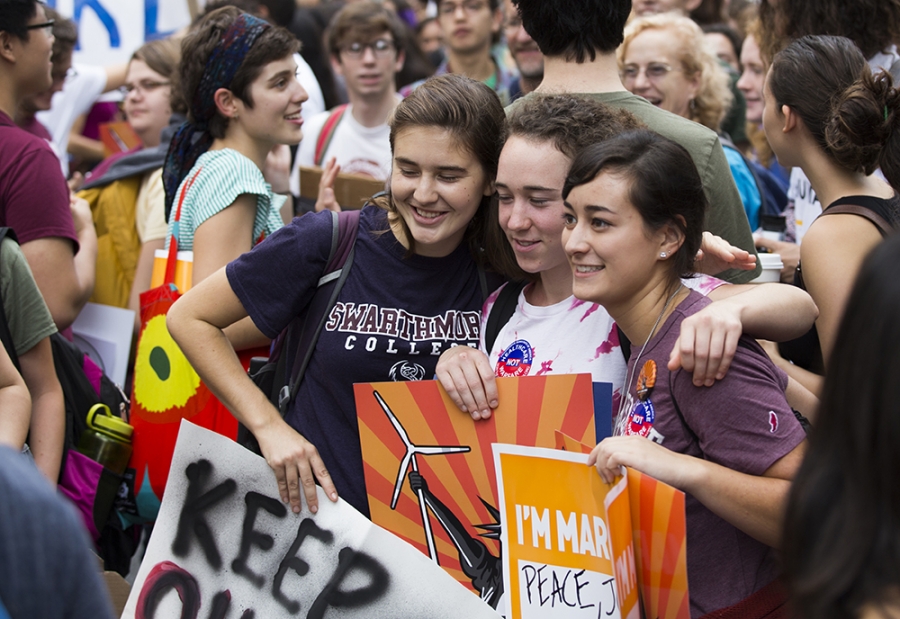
{"left": 165, "top": 148, "right": 286, "bottom": 251}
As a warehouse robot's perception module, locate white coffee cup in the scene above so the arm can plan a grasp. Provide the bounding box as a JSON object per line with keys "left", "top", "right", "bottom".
{"left": 752, "top": 253, "right": 783, "bottom": 283}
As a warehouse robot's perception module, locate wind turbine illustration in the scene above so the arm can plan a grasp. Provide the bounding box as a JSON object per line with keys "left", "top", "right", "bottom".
{"left": 373, "top": 390, "right": 471, "bottom": 564}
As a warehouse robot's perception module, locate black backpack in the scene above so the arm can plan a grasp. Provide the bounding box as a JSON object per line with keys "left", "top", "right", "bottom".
{"left": 241, "top": 208, "right": 362, "bottom": 452}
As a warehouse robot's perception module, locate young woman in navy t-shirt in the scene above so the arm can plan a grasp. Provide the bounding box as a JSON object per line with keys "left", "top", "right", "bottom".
{"left": 168, "top": 75, "right": 506, "bottom": 516}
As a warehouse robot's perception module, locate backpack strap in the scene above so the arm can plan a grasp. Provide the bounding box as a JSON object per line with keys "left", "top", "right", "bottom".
{"left": 483, "top": 280, "right": 527, "bottom": 354}
{"left": 277, "top": 208, "right": 361, "bottom": 414}
{"left": 616, "top": 324, "right": 631, "bottom": 363}
{"left": 0, "top": 227, "right": 21, "bottom": 372}
{"left": 164, "top": 166, "right": 203, "bottom": 286}
{"left": 314, "top": 104, "right": 350, "bottom": 168}
{"left": 477, "top": 265, "right": 488, "bottom": 302}
{"left": 820, "top": 203, "right": 894, "bottom": 237}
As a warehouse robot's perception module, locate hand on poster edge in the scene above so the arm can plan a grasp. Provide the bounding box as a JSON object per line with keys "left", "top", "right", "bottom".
{"left": 436, "top": 345, "right": 498, "bottom": 420}
{"left": 256, "top": 420, "right": 338, "bottom": 514}
{"left": 588, "top": 436, "right": 693, "bottom": 489}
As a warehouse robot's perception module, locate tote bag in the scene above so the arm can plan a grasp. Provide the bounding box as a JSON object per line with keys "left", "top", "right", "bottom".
{"left": 128, "top": 168, "right": 237, "bottom": 521}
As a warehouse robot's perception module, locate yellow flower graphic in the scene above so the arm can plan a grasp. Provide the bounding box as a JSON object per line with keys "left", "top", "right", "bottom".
{"left": 132, "top": 314, "right": 202, "bottom": 418}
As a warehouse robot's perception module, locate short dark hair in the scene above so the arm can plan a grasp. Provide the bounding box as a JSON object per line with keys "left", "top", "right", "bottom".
{"left": 512, "top": 0, "right": 630, "bottom": 61}
{"left": 257, "top": 0, "right": 295, "bottom": 27}
{"left": 563, "top": 130, "right": 706, "bottom": 279}
{"left": 180, "top": 6, "right": 299, "bottom": 139}
{"left": 0, "top": 0, "right": 39, "bottom": 40}
{"left": 326, "top": 1, "right": 408, "bottom": 59}
{"left": 506, "top": 93, "right": 643, "bottom": 159}
{"left": 201, "top": 0, "right": 261, "bottom": 21}
{"left": 782, "top": 233, "right": 900, "bottom": 619}
{"left": 701, "top": 22, "right": 742, "bottom": 61}
{"left": 770, "top": 35, "right": 900, "bottom": 193}
{"left": 44, "top": 7, "right": 77, "bottom": 57}
{"left": 486, "top": 94, "right": 643, "bottom": 280}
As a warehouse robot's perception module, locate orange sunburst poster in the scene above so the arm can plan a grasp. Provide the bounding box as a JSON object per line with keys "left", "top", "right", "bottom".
{"left": 354, "top": 374, "right": 596, "bottom": 607}
{"left": 627, "top": 469, "right": 690, "bottom": 619}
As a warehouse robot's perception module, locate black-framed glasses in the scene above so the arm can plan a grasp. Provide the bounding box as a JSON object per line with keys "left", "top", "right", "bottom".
{"left": 26, "top": 19, "right": 54, "bottom": 36}
{"left": 341, "top": 39, "right": 395, "bottom": 59}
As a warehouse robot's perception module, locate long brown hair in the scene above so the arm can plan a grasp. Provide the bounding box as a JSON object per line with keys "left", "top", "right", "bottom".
{"left": 375, "top": 74, "right": 506, "bottom": 263}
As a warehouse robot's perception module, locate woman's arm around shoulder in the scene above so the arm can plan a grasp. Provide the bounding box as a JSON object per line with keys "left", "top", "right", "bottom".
{"left": 670, "top": 282, "right": 817, "bottom": 386}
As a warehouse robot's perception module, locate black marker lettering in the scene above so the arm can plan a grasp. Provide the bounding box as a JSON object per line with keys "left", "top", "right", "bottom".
{"left": 574, "top": 569, "right": 594, "bottom": 609}
{"left": 522, "top": 565, "right": 537, "bottom": 604}
{"left": 273, "top": 519, "right": 335, "bottom": 614}
{"left": 172, "top": 460, "right": 237, "bottom": 570}
{"left": 307, "top": 547, "right": 390, "bottom": 619}
{"left": 232, "top": 492, "right": 287, "bottom": 588}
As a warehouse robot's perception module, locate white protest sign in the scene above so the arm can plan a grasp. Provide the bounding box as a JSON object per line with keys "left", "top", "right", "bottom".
{"left": 47, "top": 0, "right": 194, "bottom": 66}
{"left": 123, "top": 421, "right": 503, "bottom": 619}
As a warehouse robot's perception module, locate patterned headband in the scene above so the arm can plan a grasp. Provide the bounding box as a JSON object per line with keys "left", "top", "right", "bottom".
{"left": 163, "top": 12, "right": 271, "bottom": 218}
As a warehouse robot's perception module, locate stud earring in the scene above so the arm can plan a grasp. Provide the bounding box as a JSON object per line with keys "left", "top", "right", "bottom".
{"left": 660, "top": 251, "right": 667, "bottom": 258}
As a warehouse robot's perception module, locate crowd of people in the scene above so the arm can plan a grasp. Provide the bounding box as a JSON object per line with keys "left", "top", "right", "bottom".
{"left": 1, "top": 0, "right": 899, "bottom": 617}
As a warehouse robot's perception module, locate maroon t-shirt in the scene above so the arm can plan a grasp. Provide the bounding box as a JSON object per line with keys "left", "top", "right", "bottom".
{"left": 0, "top": 110, "right": 77, "bottom": 249}
{"left": 617, "top": 290, "right": 805, "bottom": 617}
{"left": 17, "top": 115, "right": 52, "bottom": 142}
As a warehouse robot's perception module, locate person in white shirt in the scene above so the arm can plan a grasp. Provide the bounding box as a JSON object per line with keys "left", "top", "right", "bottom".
{"left": 291, "top": 1, "right": 405, "bottom": 211}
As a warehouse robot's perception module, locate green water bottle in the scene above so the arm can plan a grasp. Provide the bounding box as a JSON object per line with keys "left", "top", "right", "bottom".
{"left": 76, "top": 404, "right": 133, "bottom": 475}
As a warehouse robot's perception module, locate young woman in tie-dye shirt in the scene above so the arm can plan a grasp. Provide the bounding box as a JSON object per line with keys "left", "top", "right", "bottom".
{"left": 436, "top": 94, "right": 818, "bottom": 426}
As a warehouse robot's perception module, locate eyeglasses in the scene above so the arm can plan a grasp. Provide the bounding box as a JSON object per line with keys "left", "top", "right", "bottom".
{"left": 620, "top": 62, "right": 680, "bottom": 83}
{"left": 439, "top": 1, "right": 488, "bottom": 16}
{"left": 119, "top": 80, "right": 171, "bottom": 97}
{"left": 341, "top": 39, "right": 396, "bottom": 59}
{"left": 25, "top": 19, "right": 54, "bottom": 37}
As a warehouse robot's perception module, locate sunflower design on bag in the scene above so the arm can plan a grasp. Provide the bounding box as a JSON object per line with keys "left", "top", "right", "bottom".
{"left": 130, "top": 284, "right": 239, "bottom": 520}
{"left": 132, "top": 314, "right": 212, "bottom": 424}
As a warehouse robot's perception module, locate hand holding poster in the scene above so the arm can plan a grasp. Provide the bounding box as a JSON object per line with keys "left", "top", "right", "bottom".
{"left": 493, "top": 444, "right": 639, "bottom": 619}
{"left": 493, "top": 444, "right": 690, "bottom": 619}
{"left": 354, "top": 374, "right": 598, "bottom": 609}
{"left": 123, "top": 421, "right": 503, "bottom": 619}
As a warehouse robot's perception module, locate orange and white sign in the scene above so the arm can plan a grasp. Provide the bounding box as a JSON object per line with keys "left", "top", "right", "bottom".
{"left": 493, "top": 445, "right": 638, "bottom": 619}
{"left": 355, "top": 375, "right": 596, "bottom": 609}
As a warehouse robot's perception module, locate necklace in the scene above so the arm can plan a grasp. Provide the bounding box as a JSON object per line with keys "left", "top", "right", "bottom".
{"left": 613, "top": 284, "right": 684, "bottom": 437}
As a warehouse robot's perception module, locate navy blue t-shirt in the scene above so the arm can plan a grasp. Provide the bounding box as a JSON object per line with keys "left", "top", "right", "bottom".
{"left": 227, "top": 205, "right": 484, "bottom": 514}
